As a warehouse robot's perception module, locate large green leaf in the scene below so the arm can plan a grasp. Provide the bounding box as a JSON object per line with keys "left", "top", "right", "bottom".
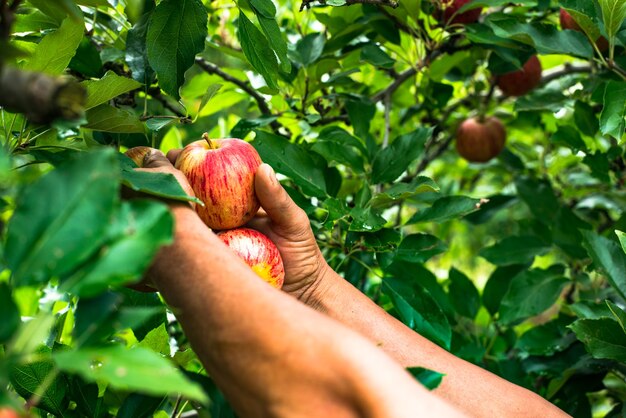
{"left": 448, "top": 268, "right": 480, "bottom": 319}
{"left": 480, "top": 235, "right": 551, "bottom": 266}
{"left": 10, "top": 347, "right": 68, "bottom": 416}
{"left": 126, "top": 12, "right": 155, "bottom": 85}
{"left": 515, "top": 176, "right": 560, "bottom": 223}
{"left": 600, "top": 81, "right": 626, "bottom": 140}
{"left": 54, "top": 345, "right": 208, "bottom": 402}
{"left": 146, "top": 0, "right": 208, "bottom": 99}
{"left": 24, "top": 16, "right": 84, "bottom": 74}
{"left": 580, "top": 230, "right": 626, "bottom": 301}
{"left": 85, "top": 104, "right": 145, "bottom": 133}
{"left": 251, "top": 130, "right": 327, "bottom": 197}
{"left": 368, "top": 177, "right": 439, "bottom": 209}
{"left": 371, "top": 127, "right": 431, "bottom": 184}
{"left": 63, "top": 200, "right": 173, "bottom": 297}
{"left": 5, "top": 150, "right": 119, "bottom": 285}
{"left": 0, "top": 283, "right": 20, "bottom": 343}
{"left": 407, "top": 196, "right": 480, "bottom": 224}
{"left": 237, "top": 10, "right": 279, "bottom": 90}
{"left": 250, "top": 0, "right": 290, "bottom": 73}
{"left": 292, "top": 33, "right": 326, "bottom": 67}
{"left": 383, "top": 276, "right": 451, "bottom": 349}
{"left": 482, "top": 264, "right": 528, "bottom": 316}
{"left": 569, "top": 318, "right": 626, "bottom": 362}
{"left": 393, "top": 234, "right": 447, "bottom": 264}
{"left": 499, "top": 266, "right": 569, "bottom": 325}
{"left": 597, "top": 0, "right": 626, "bottom": 42}
{"left": 82, "top": 71, "right": 143, "bottom": 110}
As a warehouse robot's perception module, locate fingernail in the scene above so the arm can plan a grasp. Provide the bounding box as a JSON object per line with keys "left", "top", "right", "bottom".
{"left": 263, "top": 164, "right": 277, "bottom": 186}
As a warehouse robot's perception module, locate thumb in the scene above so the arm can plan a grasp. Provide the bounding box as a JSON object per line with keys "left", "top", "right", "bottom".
{"left": 142, "top": 149, "right": 173, "bottom": 169}
{"left": 255, "top": 164, "right": 309, "bottom": 233}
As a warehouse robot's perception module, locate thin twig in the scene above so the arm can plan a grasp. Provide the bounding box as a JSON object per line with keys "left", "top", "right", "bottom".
{"left": 540, "top": 64, "right": 593, "bottom": 85}
{"left": 146, "top": 87, "right": 187, "bottom": 118}
{"left": 300, "top": 0, "right": 398, "bottom": 12}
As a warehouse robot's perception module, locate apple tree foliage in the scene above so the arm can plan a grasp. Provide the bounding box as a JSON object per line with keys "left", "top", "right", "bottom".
{"left": 1, "top": 0, "right": 626, "bottom": 416}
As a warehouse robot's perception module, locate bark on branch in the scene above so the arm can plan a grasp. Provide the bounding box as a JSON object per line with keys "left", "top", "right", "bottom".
{"left": 0, "top": 67, "right": 86, "bottom": 123}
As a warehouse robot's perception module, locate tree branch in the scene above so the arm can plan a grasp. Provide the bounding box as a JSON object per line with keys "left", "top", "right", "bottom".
{"left": 300, "top": 0, "right": 398, "bottom": 12}
{"left": 541, "top": 64, "right": 593, "bottom": 85}
{"left": 147, "top": 87, "right": 187, "bottom": 119}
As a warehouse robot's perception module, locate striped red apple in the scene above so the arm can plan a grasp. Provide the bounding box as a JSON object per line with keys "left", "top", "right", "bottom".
{"left": 175, "top": 134, "right": 262, "bottom": 230}
{"left": 217, "top": 228, "right": 285, "bottom": 289}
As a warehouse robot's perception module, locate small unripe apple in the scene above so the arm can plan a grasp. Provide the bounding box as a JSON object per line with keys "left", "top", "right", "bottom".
{"left": 496, "top": 55, "right": 542, "bottom": 97}
{"left": 438, "top": 0, "right": 482, "bottom": 25}
{"left": 456, "top": 116, "right": 506, "bottom": 163}
{"left": 559, "top": 8, "right": 608, "bottom": 52}
{"left": 217, "top": 228, "right": 285, "bottom": 289}
{"left": 176, "top": 134, "right": 262, "bottom": 230}
{"left": 125, "top": 146, "right": 152, "bottom": 167}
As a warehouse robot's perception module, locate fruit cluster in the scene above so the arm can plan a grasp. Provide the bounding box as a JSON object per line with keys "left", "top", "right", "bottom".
{"left": 127, "top": 136, "right": 285, "bottom": 289}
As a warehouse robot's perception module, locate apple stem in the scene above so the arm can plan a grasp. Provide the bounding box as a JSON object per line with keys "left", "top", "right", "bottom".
{"left": 203, "top": 132, "right": 217, "bottom": 150}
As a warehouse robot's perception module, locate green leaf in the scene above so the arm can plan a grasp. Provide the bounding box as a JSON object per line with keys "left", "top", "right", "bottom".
{"left": 617, "top": 230, "right": 626, "bottom": 254}
{"left": 5, "top": 150, "right": 119, "bottom": 285}
{"left": 251, "top": 130, "right": 327, "bottom": 197}
{"left": 407, "top": 196, "right": 480, "bottom": 224}
{"left": 606, "top": 300, "right": 626, "bottom": 334}
{"left": 551, "top": 125, "right": 588, "bottom": 152}
{"left": 383, "top": 277, "right": 451, "bottom": 349}
{"left": 121, "top": 168, "right": 201, "bottom": 204}
{"left": 126, "top": 12, "right": 155, "bottom": 85}
{"left": 292, "top": 33, "right": 325, "bottom": 67}
{"left": 600, "top": 81, "right": 626, "bottom": 140}
{"left": 53, "top": 345, "right": 208, "bottom": 402}
{"left": 371, "top": 127, "right": 431, "bottom": 183}
{"left": 569, "top": 318, "right": 626, "bottom": 362}
{"left": 146, "top": 0, "right": 208, "bottom": 99}
{"left": 63, "top": 200, "right": 174, "bottom": 297}
{"left": 448, "top": 268, "right": 480, "bottom": 319}
{"left": 482, "top": 264, "right": 528, "bottom": 316}
{"left": 369, "top": 177, "right": 439, "bottom": 208}
{"left": 85, "top": 104, "right": 145, "bottom": 133}
{"left": 499, "top": 267, "right": 569, "bottom": 325}
{"left": 560, "top": 0, "right": 603, "bottom": 41}
{"left": 393, "top": 234, "right": 447, "bottom": 264}
{"left": 249, "top": 0, "right": 275, "bottom": 17}
{"left": 515, "top": 316, "right": 577, "bottom": 356}
{"left": 0, "top": 283, "right": 20, "bottom": 343}
{"left": 82, "top": 71, "right": 143, "bottom": 110}
{"left": 346, "top": 98, "right": 376, "bottom": 140}
{"left": 597, "top": 0, "right": 626, "bottom": 42}
{"left": 360, "top": 43, "right": 394, "bottom": 68}
{"left": 311, "top": 139, "right": 365, "bottom": 173}
{"left": 480, "top": 235, "right": 551, "bottom": 266}
{"left": 24, "top": 16, "right": 84, "bottom": 75}
{"left": 138, "top": 323, "right": 171, "bottom": 356}
{"left": 251, "top": 1, "right": 291, "bottom": 73}
{"left": 406, "top": 367, "right": 445, "bottom": 390}
{"left": 573, "top": 100, "right": 599, "bottom": 137}
{"left": 10, "top": 347, "right": 68, "bottom": 415}
{"left": 69, "top": 37, "right": 104, "bottom": 78}
{"left": 197, "top": 83, "right": 223, "bottom": 116}
{"left": 515, "top": 176, "right": 560, "bottom": 223}
{"left": 349, "top": 206, "right": 386, "bottom": 232}
{"left": 485, "top": 14, "right": 594, "bottom": 58}
{"left": 580, "top": 230, "right": 626, "bottom": 301}
{"left": 238, "top": 10, "right": 279, "bottom": 90}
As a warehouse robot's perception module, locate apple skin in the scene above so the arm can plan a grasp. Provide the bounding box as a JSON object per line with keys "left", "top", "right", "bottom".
{"left": 456, "top": 116, "right": 506, "bottom": 163}
{"left": 439, "top": 0, "right": 482, "bottom": 25}
{"left": 217, "top": 228, "right": 285, "bottom": 289}
{"left": 559, "top": 8, "right": 608, "bottom": 52}
{"left": 496, "top": 55, "right": 542, "bottom": 97}
{"left": 0, "top": 408, "right": 20, "bottom": 418}
{"left": 125, "top": 146, "right": 152, "bottom": 167}
{"left": 175, "top": 134, "right": 262, "bottom": 230}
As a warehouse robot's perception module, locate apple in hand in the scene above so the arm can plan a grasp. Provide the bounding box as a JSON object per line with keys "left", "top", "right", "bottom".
{"left": 175, "top": 134, "right": 262, "bottom": 230}
{"left": 496, "top": 55, "right": 542, "bottom": 97}
{"left": 0, "top": 408, "right": 21, "bottom": 418}
{"left": 125, "top": 146, "right": 152, "bottom": 167}
{"left": 559, "top": 8, "right": 608, "bottom": 52}
{"left": 456, "top": 116, "right": 506, "bottom": 163}
{"left": 438, "top": 0, "right": 482, "bottom": 25}
{"left": 217, "top": 228, "right": 285, "bottom": 289}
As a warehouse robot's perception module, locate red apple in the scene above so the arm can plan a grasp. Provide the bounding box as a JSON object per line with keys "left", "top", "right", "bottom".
{"left": 125, "top": 146, "right": 152, "bottom": 167}
{"left": 456, "top": 116, "right": 506, "bottom": 163}
{"left": 559, "top": 8, "right": 608, "bottom": 52}
{"left": 217, "top": 228, "right": 285, "bottom": 289}
{"left": 496, "top": 55, "right": 542, "bottom": 97}
{"left": 175, "top": 134, "right": 262, "bottom": 230}
{"left": 0, "top": 408, "right": 20, "bottom": 418}
{"left": 438, "top": 0, "right": 482, "bottom": 25}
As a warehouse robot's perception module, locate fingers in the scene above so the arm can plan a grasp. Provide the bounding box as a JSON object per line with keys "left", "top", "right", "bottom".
{"left": 255, "top": 164, "right": 309, "bottom": 235}
{"left": 142, "top": 149, "right": 172, "bottom": 169}
{"left": 167, "top": 149, "right": 182, "bottom": 165}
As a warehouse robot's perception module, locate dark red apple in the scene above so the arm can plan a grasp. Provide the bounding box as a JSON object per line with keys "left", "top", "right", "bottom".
{"left": 456, "top": 116, "right": 506, "bottom": 163}
{"left": 559, "top": 8, "right": 608, "bottom": 52}
{"left": 217, "top": 228, "right": 285, "bottom": 289}
{"left": 439, "top": 0, "right": 482, "bottom": 25}
{"left": 175, "top": 134, "right": 262, "bottom": 230}
{"left": 496, "top": 55, "right": 542, "bottom": 97}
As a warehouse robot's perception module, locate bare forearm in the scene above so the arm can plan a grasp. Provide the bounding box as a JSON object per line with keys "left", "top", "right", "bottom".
{"left": 149, "top": 206, "right": 463, "bottom": 418}
{"left": 312, "top": 267, "right": 568, "bottom": 418}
